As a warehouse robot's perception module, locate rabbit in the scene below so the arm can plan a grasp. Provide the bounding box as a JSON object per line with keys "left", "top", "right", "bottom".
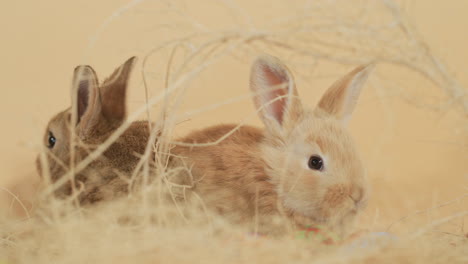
{"left": 170, "top": 54, "right": 373, "bottom": 238}
{"left": 36, "top": 56, "right": 153, "bottom": 205}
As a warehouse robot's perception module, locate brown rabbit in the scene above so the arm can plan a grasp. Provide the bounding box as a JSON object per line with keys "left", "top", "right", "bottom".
{"left": 171, "top": 55, "right": 373, "bottom": 237}
{"left": 36, "top": 57, "right": 152, "bottom": 205}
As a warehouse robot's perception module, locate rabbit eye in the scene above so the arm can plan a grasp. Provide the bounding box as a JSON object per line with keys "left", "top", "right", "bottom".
{"left": 308, "top": 155, "right": 323, "bottom": 171}
{"left": 48, "top": 132, "right": 56, "bottom": 149}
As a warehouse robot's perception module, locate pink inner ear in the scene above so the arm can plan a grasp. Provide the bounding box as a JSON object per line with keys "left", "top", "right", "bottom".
{"left": 77, "top": 80, "right": 90, "bottom": 124}
{"left": 262, "top": 66, "right": 288, "bottom": 125}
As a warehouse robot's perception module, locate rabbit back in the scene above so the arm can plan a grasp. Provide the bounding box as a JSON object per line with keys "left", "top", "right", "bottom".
{"left": 172, "top": 124, "right": 281, "bottom": 224}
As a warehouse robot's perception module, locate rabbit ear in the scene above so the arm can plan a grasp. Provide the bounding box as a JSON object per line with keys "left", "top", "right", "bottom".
{"left": 72, "top": 65, "right": 100, "bottom": 125}
{"left": 99, "top": 56, "right": 136, "bottom": 123}
{"left": 72, "top": 57, "right": 136, "bottom": 136}
{"left": 316, "top": 63, "right": 374, "bottom": 124}
{"left": 250, "top": 55, "right": 302, "bottom": 132}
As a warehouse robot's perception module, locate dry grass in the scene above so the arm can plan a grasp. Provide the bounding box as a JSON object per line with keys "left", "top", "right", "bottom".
{"left": 1, "top": 0, "right": 467, "bottom": 263}
{"left": 1, "top": 192, "right": 467, "bottom": 263}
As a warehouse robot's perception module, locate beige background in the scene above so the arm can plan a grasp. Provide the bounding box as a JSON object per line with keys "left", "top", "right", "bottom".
{"left": 0, "top": 1, "right": 466, "bottom": 232}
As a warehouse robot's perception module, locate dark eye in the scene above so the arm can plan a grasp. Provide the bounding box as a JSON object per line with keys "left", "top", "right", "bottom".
{"left": 48, "top": 132, "right": 56, "bottom": 149}
{"left": 308, "top": 155, "right": 323, "bottom": 171}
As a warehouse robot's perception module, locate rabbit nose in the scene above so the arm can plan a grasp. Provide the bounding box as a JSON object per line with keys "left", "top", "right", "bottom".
{"left": 348, "top": 187, "right": 365, "bottom": 206}
{"left": 349, "top": 187, "right": 363, "bottom": 200}
{"left": 348, "top": 194, "right": 359, "bottom": 205}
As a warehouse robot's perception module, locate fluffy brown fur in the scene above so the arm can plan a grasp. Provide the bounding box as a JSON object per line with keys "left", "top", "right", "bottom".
{"left": 37, "top": 57, "right": 152, "bottom": 205}
{"left": 169, "top": 55, "right": 374, "bottom": 238}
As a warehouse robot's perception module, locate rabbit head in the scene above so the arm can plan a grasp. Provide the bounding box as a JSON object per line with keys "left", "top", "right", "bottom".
{"left": 36, "top": 57, "right": 151, "bottom": 204}
{"left": 250, "top": 55, "right": 373, "bottom": 234}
